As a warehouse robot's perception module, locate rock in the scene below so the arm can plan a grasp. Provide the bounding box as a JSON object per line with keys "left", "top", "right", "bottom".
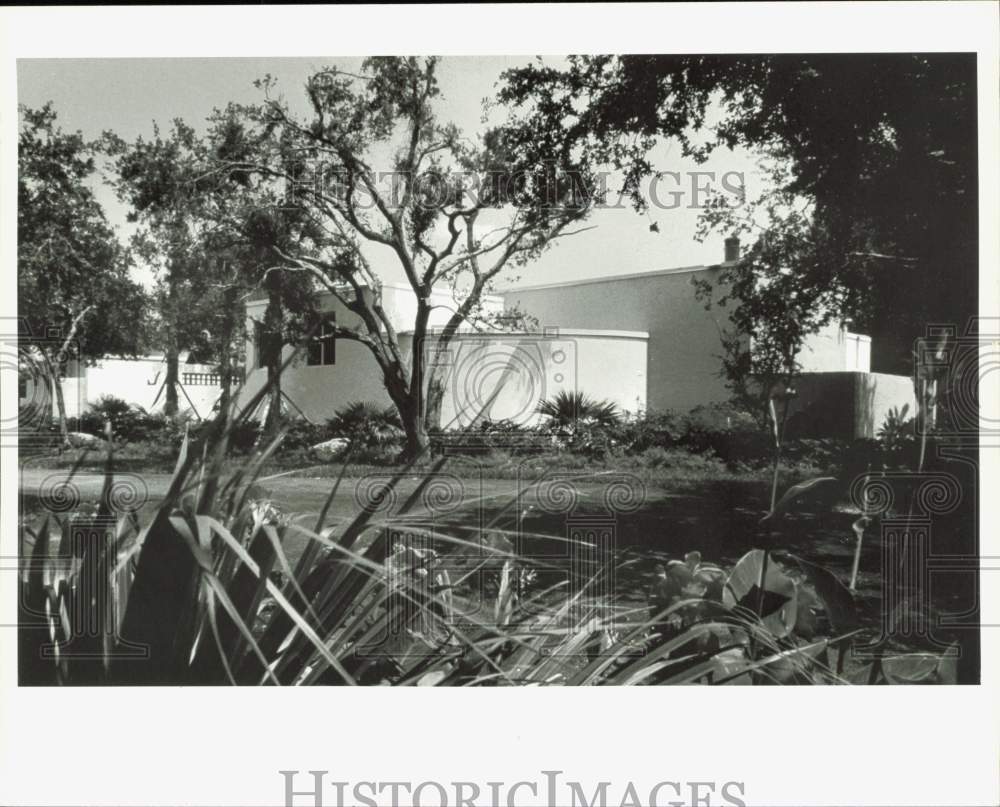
{"left": 66, "top": 431, "right": 108, "bottom": 450}
{"left": 310, "top": 437, "right": 351, "bottom": 461}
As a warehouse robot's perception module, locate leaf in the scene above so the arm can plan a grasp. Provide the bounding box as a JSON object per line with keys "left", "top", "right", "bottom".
{"left": 761, "top": 476, "right": 838, "bottom": 522}
{"left": 116, "top": 508, "right": 200, "bottom": 683}
{"left": 495, "top": 559, "right": 517, "bottom": 627}
{"left": 779, "top": 552, "right": 859, "bottom": 634}
{"left": 723, "top": 549, "right": 798, "bottom": 638}
{"left": 416, "top": 669, "right": 449, "bottom": 686}
{"left": 882, "top": 650, "right": 958, "bottom": 685}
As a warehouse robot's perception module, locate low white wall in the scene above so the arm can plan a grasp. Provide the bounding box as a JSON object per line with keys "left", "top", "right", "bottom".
{"left": 785, "top": 372, "right": 916, "bottom": 439}
{"left": 793, "top": 323, "right": 872, "bottom": 373}
{"left": 236, "top": 329, "right": 649, "bottom": 429}
{"left": 436, "top": 329, "right": 649, "bottom": 428}
{"left": 56, "top": 357, "right": 222, "bottom": 419}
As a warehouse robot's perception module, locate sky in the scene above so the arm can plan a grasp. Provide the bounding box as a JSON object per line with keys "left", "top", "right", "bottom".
{"left": 17, "top": 56, "right": 766, "bottom": 289}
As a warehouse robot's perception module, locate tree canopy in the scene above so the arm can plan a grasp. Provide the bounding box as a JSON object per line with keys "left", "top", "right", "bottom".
{"left": 500, "top": 54, "right": 978, "bottom": 376}
{"left": 18, "top": 104, "right": 149, "bottom": 438}
{"left": 19, "top": 104, "right": 148, "bottom": 360}
{"left": 105, "top": 114, "right": 324, "bottom": 420}
{"left": 218, "top": 56, "right": 597, "bottom": 455}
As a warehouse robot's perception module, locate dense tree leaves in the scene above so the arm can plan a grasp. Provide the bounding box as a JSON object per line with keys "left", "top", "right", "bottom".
{"left": 500, "top": 55, "right": 977, "bottom": 375}
{"left": 105, "top": 114, "right": 323, "bottom": 421}
{"left": 18, "top": 104, "right": 149, "bottom": 438}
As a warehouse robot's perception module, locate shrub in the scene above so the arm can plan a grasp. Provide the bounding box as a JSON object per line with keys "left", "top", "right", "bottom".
{"left": 636, "top": 446, "right": 728, "bottom": 475}
{"left": 72, "top": 409, "right": 107, "bottom": 438}
{"left": 89, "top": 394, "right": 132, "bottom": 425}
{"left": 877, "top": 404, "right": 916, "bottom": 454}
{"left": 227, "top": 418, "right": 264, "bottom": 452}
{"left": 537, "top": 390, "right": 620, "bottom": 428}
{"left": 674, "top": 403, "right": 769, "bottom": 465}
{"left": 279, "top": 419, "right": 334, "bottom": 452}
{"left": 327, "top": 401, "right": 404, "bottom": 449}
{"left": 159, "top": 412, "right": 260, "bottom": 453}
{"left": 608, "top": 409, "right": 685, "bottom": 453}
{"left": 432, "top": 418, "right": 548, "bottom": 457}
{"left": 76, "top": 396, "right": 167, "bottom": 443}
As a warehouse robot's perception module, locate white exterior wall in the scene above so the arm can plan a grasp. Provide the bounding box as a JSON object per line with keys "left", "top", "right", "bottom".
{"left": 504, "top": 265, "right": 873, "bottom": 413}
{"left": 786, "top": 372, "right": 917, "bottom": 438}
{"left": 435, "top": 329, "right": 648, "bottom": 428}
{"left": 503, "top": 266, "right": 733, "bottom": 412}
{"left": 793, "top": 322, "right": 872, "bottom": 373}
{"left": 232, "top": 268, "right": 888, "bottom": 429}
{"left": 236, "top": 284, "right": 508, "bottom": 422}
{"left": 51, "top": 357, "right": 222, "bottom": 418}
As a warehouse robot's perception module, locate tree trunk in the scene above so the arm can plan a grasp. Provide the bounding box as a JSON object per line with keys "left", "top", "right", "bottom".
{"left": 47, "top": 356, "right": 69, "bottom": 446}
{"left": 424, "top": 375, "right": 446, "bottom": 436}
{"left": 217, "top": 334, "right": 233, "bottom": 421}
{"left": 163, "top": 347, "right": 179, "bottom": 417}
{"left": 399, "top": 399, "right": 430, "bottom": 461}
{"left": 381, "top": 358, "right": 428, "bottom": 462}
{"left": 45, "top": 306, "right": 94, "bottom": 446}
{"left": 216, "top": 278, "right": 242, "bottom": 422}
{"left": 262, "top": 289, "right": 284, "bottom": 439}
{"left": 399, "top": 299, "right": 432, "bottom": 460}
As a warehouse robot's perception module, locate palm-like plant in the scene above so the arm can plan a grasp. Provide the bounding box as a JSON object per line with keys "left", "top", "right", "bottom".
{"left": 537, "top": 390, "right": 620, "bottom": 428}
{"left": 877, "top": 404, "right": 915, "bottom": 453}
{"left": 327, "top": 401, "right": 403, "bottom": 448}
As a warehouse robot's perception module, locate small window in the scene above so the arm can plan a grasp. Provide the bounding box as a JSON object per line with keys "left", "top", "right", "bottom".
{"left": 307, "top": 315, "right": 336, "bottom": 366}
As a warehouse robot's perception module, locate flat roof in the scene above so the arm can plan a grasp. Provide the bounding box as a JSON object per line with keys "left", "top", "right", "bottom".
{"left": 398, "top": 327, "right": 649, "bottom": 340}
{"left": 247, "top": 283, "right": 503, "bottom": 307}
{"left": 499, "top": 262, "right": 730, "bottom": 294}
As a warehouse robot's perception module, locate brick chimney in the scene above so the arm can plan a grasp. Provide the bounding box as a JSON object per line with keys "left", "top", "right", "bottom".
{"left": 724, "top": 236, "right": 741, "bottom": 263}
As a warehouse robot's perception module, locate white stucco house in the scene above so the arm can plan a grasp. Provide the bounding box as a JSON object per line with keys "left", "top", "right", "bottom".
{"left": 237, "top": 240, "right": 915, "bottom": 438}
{"left": 237, "top": 280, "right": 651, "bottom": 429}
{"left": 25, "top": 239, "right": 912, "bottom": 438}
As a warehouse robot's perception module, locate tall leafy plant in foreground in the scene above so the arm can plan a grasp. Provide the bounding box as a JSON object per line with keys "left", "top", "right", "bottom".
{"left": 19, "top": 365, "right": 953, "bottom": 685}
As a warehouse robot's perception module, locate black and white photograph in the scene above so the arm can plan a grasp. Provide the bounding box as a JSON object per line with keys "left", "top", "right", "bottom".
{"left": 1, "top": 3, "right": 998, "bottom": 807}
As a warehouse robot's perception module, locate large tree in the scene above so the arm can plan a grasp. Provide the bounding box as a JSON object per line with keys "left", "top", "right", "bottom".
{"left": 223, "top": 57, "right": 596, "bottom": 458}
{"left": 106, "top": 120, "right": 215, "bottom": 416}
{"left": 499, "top": 54, "right": 978, "bottom": 380}
{"left": 18, "top": 104, "right": 149, "bottom": 442}
{"left": 106, "top": 117, "right": 322, "bottom": 425}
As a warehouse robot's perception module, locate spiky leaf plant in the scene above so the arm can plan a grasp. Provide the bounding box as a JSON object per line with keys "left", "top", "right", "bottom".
{"left": 18, "top": 368, "right": 936, "bottom": 686}
{"left": 537, "top": 391, "right": 620, "bottom": 428}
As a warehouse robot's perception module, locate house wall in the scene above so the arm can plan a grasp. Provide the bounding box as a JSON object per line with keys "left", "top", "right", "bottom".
{"left": 503, "top": 267, "right": 733, "bottom": 413}
{"left": 239, "top": 337, "right": 400, "bottom": 423}
{"left": 236, "top": 284, "right": 507, "bottom": 423}
{"left": 232, "top": 269, "right": 900, "bottom": 434}
{"left": 793, "top": 322, "right": 871, "bottom": 372}
{"left": 503, "top": 267, "right": 873, "bottom": 413}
